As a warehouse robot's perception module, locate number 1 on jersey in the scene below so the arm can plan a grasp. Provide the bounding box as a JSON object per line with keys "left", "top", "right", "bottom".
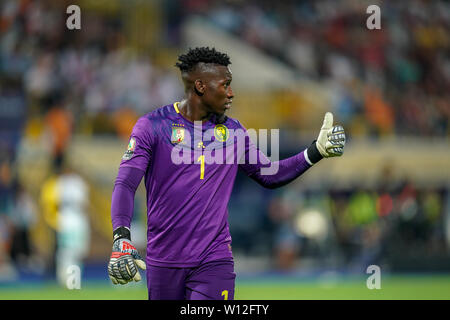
{"left": 221, "top": 290, "right": 228, "bottom": 300}
{"left": 197, "top": 155, "right": 205, "bottom": 180}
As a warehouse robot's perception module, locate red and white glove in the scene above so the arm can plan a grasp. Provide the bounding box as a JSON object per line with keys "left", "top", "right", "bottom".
{"left": 107, "top": 227, "right": 146, "bottom": 285}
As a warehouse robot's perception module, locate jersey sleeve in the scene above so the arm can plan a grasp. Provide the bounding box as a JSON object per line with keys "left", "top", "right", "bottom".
{"left": 237, "top": 120, "right": 314, "bottom": 189}
{"left": 119, "top": 116, "right": 154, "bottom": 172}
{"left": 111, "top": 116, "right": 154, "bottom": 231}
{"left": 111, "top": 166, "right": 145, "bottom": 230}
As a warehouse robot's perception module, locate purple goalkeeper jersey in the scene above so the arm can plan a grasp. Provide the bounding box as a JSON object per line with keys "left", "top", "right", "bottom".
{"left": 111, "top": 102, "right": 314, "bottom": 267}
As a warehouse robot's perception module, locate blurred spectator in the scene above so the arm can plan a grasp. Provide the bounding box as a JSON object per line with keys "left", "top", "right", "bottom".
{"left": 0, "top": 160, "right": 16, "bottom": 280}
{"left": 0, "top": 76, "right": 26, "bottom": 163}
{"left": 445, "top": 190, "right": 450, "bottom": 250}
{"left": 0, "top": 161, "right": 14, "bottom": 219}
{"left": 267, "top": 192, "right": 302, "bottom": 271}
{"left": 39, "top": 156, "right": 91, "bottom": 286}
{"left": 112, "top": 107, "right": 139, "bottom": 142}
{"left": 9, "top": 181, "right": 38, "bottom": 272}
{"left": 364, "top": 86, "right": 394, "bottom": 136}
{"left": 39, "top": 159, "right": 62, "bottom": 279}
{"left": 45, "top": 105, "right": 73, "bottom": 163}
{"left": 55, "top": 163, "right": 90, "bottom": 288}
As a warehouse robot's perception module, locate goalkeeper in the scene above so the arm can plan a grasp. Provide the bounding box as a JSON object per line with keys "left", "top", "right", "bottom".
{"left": 108, "top": 47, "right": 345, "bottom": 299}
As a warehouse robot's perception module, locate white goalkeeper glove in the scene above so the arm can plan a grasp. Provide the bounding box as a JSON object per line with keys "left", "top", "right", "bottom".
{"left": 306, "top": 112, "right": 346, "bottom": 164}
{"left": 108, "top": 227, "right": 146, "bottom": 285}
{"left": 316, "top": 112, "right": 345, "bottom": 158}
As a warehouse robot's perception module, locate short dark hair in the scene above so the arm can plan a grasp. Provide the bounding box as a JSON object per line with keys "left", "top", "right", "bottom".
{"left": 175, "top": 47, "right": 231, "bottom": 72}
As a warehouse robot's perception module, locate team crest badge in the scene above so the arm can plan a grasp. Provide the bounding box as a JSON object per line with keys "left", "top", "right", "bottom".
{"left": 122, "top": 137, "right": 136, "bottom": 160}
{"left": 171, "top": 127, "right": 185, "bottom": 143}
{"left": 214, "top": 124, "right": 229, "bottom": 142}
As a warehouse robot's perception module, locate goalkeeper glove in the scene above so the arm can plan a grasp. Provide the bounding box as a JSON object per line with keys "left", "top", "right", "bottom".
{"left": 108, "top": 226, "right": 146, "bottom": 285}
{"left": 306, "top": 112, "right": 346, "bottom": 163}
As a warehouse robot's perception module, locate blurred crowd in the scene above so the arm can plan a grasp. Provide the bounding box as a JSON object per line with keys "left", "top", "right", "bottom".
{"left": 229, "top": 164, "right": 450, "bottom": 272}
{"left": 1, "top": 0, "right": 448, "bottom": 143}
{"left": 181, "top": 0, "right": 450, "bottom": 138}
{"left": 1, "top": 0, "right": 182, "bottom": 142}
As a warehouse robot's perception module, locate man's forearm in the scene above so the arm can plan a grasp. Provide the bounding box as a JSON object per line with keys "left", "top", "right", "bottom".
{"left": 243, "top": 142, "right": 322, "bottom": 189}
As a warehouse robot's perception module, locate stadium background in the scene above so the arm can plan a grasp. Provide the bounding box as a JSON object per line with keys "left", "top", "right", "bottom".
{"left": 0, "top": 0, "right": 449, "bottom": 299}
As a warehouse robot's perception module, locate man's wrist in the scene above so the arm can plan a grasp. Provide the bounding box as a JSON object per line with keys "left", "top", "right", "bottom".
{"left": 113, "top": 226, "right": 131, "bottom": 242}
{"left": 306, "top": 140, "right": 323, "bottom": 165}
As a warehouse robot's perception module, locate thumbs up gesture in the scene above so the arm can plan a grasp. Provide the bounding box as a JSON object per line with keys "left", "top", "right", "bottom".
{"left": 316, "top": 112, "right": 346, "bottom": 158}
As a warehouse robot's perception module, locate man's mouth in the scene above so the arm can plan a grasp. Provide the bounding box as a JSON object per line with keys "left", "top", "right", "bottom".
{"left": 224, "top": 101, "right": 232, "bottom": 110}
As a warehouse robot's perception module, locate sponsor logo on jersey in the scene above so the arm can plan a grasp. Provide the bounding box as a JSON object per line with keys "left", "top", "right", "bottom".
{"left": 214, "top": 124, "right": 229, "bottom": 142}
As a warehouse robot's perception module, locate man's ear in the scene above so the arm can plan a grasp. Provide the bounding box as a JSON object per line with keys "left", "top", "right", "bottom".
{"left": 194, "top": 79, "right": 205, "bottom": 96}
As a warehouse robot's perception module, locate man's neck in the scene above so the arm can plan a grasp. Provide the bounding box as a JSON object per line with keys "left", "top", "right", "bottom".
{"left": 179, "top": 99, "right": 210, "bottom": 123}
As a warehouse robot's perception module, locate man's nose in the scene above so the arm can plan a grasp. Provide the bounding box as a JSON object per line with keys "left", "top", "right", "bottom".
{"left": 227, "top": 87, "right": 234, "bottom": 99}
